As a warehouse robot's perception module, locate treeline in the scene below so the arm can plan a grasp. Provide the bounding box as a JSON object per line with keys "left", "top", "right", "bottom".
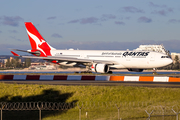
{"left": 6, "top": 57, "right": 31, "bottom": 68}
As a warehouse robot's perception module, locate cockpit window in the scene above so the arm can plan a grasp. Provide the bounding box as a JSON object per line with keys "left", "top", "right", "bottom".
{"left": 161, "top": 56, "right": 170, "bottom": 58}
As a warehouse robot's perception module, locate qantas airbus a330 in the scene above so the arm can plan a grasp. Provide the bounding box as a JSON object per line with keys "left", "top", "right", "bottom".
{"left": 11, "top": 22, "right": 173, "bottom": 73}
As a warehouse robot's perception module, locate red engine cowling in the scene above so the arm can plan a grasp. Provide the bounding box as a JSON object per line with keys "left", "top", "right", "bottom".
{"left": 91, "top": 63, "right": 109, "bottom": 73}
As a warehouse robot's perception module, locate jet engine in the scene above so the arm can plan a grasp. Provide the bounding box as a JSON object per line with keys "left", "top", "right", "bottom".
{"left": 128, "top": 68, "right": 143, "bottom": 72}
{"left": 30, "top": 49, "right": 41, "bottom": 56}
{"left": 59, "top": 62, "right": 76, "bottom": 66}
{"left": 91, "top": 63, "right": 109, "bottom": 73}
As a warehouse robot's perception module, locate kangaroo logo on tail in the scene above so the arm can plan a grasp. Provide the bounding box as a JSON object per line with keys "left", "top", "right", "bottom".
{"left": 25, "top": 22, "right": 56, "bottom": 57}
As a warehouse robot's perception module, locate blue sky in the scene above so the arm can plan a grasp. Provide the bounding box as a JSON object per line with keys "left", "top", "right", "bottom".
{"left": 0, "top": 0, "right": 180, "bottom": 55}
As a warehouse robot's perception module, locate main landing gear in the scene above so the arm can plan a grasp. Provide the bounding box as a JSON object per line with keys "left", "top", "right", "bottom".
{"left": 80, "top": 66, "right": 92, "bottom": 73}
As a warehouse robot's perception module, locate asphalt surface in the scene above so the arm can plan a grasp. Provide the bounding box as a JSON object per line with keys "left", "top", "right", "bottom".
{"left": 1, "top": 80, "right": 180, "bottom": 88}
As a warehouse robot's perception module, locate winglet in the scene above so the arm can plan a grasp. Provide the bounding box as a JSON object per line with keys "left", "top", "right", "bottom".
{"left": 11, "top": 51, "right": 20, "bottom": 56}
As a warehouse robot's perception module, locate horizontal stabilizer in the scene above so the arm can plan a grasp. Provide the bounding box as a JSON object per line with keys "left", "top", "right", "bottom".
{"left": 12, "top": 49, "right": 30, "bottom": 53}
{"left": 11, "top": 49, "right": 41, "bottom": 56}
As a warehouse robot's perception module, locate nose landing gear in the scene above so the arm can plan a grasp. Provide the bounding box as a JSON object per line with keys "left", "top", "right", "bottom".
{"left": 153, "top": 68, "right": 157, "bottom": 74}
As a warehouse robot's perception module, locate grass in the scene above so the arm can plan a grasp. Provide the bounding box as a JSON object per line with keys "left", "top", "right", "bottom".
{"left": 0, "top": 83, "right": 180, "bottom": 119}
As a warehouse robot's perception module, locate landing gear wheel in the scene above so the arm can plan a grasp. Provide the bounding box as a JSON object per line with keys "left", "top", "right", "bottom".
{"left": 107, "top": 71, "right": 113, "bottom": 74}
{"left": 81, "top": 71, "right": 92, "bottom": 73}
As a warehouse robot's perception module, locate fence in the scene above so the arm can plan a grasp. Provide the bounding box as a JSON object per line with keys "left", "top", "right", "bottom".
{"left": 0, "top": 102, "right": 180, "bottom": 120}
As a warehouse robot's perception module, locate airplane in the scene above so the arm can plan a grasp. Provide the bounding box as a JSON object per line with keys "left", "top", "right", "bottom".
{"left": 11, "top": 22, "right": 173, "bottom": 73}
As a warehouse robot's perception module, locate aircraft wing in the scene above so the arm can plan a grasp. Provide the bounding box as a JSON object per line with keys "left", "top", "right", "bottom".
{"left": 11, "top": 51, "right": 116, "bottom": 65}
{"left": 23, "top": 55, "right": 115, "bottom": 64}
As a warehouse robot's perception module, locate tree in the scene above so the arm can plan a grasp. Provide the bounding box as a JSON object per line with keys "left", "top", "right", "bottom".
{"left": 10, "top": 59, "right": 16, "bottom": 68}
{"left": 15, "top": 57, "right": 21, "bottom": 68}
{"left": 6, "top": 59, "right": 11, "bottom": 68}
{"left": 24, "top": 58, "right": 31, "bottom": 68}
{"left": 174, "top": 55, "right": 179, "bottom": 69}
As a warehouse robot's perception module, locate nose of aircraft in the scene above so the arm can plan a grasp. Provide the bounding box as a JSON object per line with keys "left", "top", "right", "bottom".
{"left": 158, "top": 57, "right": 173, "bottom": 68}
{"left": 166, "top": 58, "right": 173, "bottom": 65}
{"left": 169, "top": 58, "right": 173, "bottom": 64}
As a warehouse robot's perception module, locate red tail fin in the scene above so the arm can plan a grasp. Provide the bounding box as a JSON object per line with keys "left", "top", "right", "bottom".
{"left": 25, "top": 22, "right": 55, "bottom": 57}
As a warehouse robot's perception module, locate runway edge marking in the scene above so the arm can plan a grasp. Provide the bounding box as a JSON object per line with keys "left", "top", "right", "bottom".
{"left": 0, "top": 75, "right": 180, "bottom": 82}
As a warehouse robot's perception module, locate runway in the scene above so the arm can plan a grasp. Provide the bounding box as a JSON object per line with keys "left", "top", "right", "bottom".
{"left": 1, "top": 80, "right": 180, "bottom": 88}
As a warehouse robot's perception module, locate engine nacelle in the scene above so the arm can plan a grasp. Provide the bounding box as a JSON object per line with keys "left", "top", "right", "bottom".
{"left": 30, "top": 49, "right": 42, "bottom": 56}
{"left": 59, "top": 62, "right": 76, "bottom": 66}
{"left": 128, "top": 68, "right": 143, "bottom": 72}
{"left": 91, "top": 63, "right": 109, "bottom": 73}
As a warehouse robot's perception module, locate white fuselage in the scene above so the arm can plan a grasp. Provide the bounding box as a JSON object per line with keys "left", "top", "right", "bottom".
{"left": 50, "top": 49, "right": 172, "bottom": 69}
